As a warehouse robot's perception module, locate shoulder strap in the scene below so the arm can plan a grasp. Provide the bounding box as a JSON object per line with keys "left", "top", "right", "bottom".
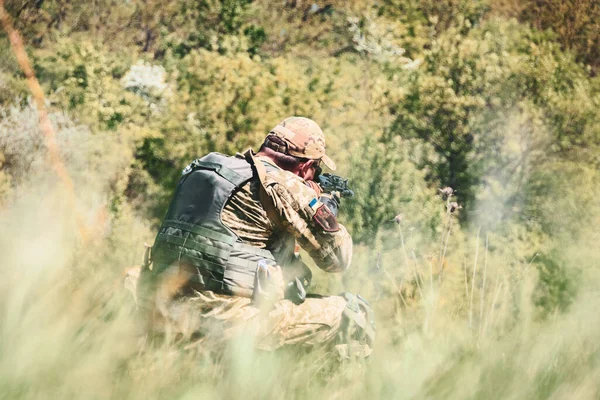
{"left": 243, "top": 149, "right": 283, "bottom": 229}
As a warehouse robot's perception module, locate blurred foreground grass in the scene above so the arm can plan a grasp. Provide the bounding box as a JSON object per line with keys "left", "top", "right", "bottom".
{"left": 0, "top": 129, "right": 599, "bottom": 399}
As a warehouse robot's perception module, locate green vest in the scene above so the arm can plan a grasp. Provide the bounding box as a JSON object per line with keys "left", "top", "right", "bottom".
{"left": 151, "top": 152, "right": 276, "bottom": 297}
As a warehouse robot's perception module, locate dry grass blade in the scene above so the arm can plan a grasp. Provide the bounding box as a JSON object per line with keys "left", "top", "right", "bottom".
{"left": 469, "top": 227, "right": 481, "bottom": 330}
{"left": 478, "top": 233, "right": 489, "bottom": 345}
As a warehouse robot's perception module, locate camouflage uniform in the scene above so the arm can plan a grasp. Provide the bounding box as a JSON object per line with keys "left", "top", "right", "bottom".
{"left": 136, "top": 117, "right": 373, "bottom": 357}
{"left": 221, "top": 155, "right": 352, "bottom": 274}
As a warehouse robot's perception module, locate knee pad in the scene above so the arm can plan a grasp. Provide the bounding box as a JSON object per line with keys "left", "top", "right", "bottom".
{"left": 341, "top": 292, "right": 376, "bottom": 344}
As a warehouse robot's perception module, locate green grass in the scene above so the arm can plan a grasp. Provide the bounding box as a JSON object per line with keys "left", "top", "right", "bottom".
{"left": 1, "top": 179, "right": 599, "bottom": 400}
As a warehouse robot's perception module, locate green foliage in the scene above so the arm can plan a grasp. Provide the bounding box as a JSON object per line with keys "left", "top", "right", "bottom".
{"left": 3, "top": 0, "right": 598, "bottom": 285}
{"left": 384, "top": 20, "right": 518, "bottom": 211}
{"left": 384, "top": 18, "right": 600, "bottom": 219}
{"left": 2, "top": 5, "right": 600, "bottom": 397}
{"left": 1, "top": 0, "right": 596, "bottom": 299}
{"left": 378, "top": 0, "right": 489, "bottom": 34}
{"left": 33, "top": 39, "right": 149, "bottom": 132}
{"left": 344, "top": 134, "right": 441, "bottom": 245}
{"left": 533, "top": 253, "right": 578, "bottom": 318}
{"left": 243, "top": 25, "right": 266, "bottom": 56}
{"left": 505, "top": 0, "right": 600, "bottom": 75}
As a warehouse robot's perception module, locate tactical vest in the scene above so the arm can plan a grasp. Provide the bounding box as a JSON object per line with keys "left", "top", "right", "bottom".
{"left": 151, "top": 152, "right": 276, "bottom": 298}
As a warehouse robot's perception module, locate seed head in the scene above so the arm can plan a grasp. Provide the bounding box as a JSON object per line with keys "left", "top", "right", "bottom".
{"left": 447, "top": 201, "right": 462, "bottom": 213}
{"left": 439, "top": 187, "right": 454, "bottom": 198}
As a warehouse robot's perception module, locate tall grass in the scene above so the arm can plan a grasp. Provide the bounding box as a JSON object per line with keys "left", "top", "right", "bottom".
{"left": 1, "top": 104, "right": 600, "bottom": 399}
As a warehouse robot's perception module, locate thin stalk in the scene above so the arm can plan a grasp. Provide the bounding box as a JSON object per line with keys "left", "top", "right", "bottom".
{"left": 411, "top": 248, "right": 425, "bottom": 301}
{"left": 427, "top": 258, "right": 436, "bottom": 333}
{"left": 478, "top": 233, "right": 489, "bottom": 343}
{"left": 477, "top": 232, "right": 489, "bottom": 345}
{"left": 398, "top": 224, "right": 411, "bottom": 273}
{"left": 438, "top": 216, "right": 454, "bottom": 284}
{"left": 399, "top": 224, "right": 425, "bottom": 301}
{"left": 437, "top": 207, "right": 451, "bottom": 255}
{"left": 513, "top": 251, "right": 540, "bottom": 286}
{"left": 382, "top": 267, "right": 409, "bottom": 308}
{"left": 490, "top": 282, "right": 506, "bottom": 332}
{"left": 436, "top": 201, "right": 452, "bottom": 282}
{"left": 484, "top": 280, "right": 504, "bottom": 337}
{"left": 463, "top": 256, "right": 469, "bottom": 299}
{"left": 469, "top": 227, "right": 481, "bottom": 330}
{"left": 429, "top": 258, "right": 434, "bottom": 300}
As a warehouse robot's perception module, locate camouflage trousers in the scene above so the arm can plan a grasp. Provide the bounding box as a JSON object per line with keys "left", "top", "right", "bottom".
{"left": 127, "top": 264, "right": 374, "bottom": 358}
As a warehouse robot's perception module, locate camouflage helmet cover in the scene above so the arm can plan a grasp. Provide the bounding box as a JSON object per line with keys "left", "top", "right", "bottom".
{"left": 265, "top": 116, "right": 336, "bottom": 171}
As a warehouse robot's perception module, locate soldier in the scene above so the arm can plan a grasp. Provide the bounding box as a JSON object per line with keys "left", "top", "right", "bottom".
{"left": 135, "top": 116, "right": 374, "bottom": 358}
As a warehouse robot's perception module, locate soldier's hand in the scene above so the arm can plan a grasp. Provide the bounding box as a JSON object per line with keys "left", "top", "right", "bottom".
{"left": 253, "top": 260, "right": 285, "bottom": 306}
{"left": 319, "top": 193, "right": 340, "bottom": 217}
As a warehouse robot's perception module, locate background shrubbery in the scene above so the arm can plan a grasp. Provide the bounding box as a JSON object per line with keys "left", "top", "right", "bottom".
{"left": 1, "top": 0, "right": 600, "bottom": 398}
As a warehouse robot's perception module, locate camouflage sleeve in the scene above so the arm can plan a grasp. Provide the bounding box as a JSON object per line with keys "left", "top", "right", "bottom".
{"left": 264, "top": 168, "right": 353, "bottom": 273}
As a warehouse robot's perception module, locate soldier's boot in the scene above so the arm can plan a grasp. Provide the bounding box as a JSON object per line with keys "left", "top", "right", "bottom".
{"left": 335, "top": 292, "right": 376, "bottom": 360}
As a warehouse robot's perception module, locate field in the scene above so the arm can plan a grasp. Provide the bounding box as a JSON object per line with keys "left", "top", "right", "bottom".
{"left": 1, "top": 1, "right": 600, "bottom": 398}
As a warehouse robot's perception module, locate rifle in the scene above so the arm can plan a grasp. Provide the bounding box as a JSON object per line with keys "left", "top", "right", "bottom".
{"left": 316, "top": 173, "right": 354, "bottom": 198}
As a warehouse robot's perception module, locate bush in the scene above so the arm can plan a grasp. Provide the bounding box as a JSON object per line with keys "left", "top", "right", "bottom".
{"left": 344, "top": 134, "right": 441, "bottom": 246}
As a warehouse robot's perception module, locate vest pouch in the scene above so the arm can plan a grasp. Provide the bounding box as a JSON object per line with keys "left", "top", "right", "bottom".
{"left": 153, "top": 224, "right": 280, "bottom": 299}
{"left": 225, "top": 243, "right": 279, "bottom": 298}
{"left": 151, "top": 224, "right": 235, "bottom": 286}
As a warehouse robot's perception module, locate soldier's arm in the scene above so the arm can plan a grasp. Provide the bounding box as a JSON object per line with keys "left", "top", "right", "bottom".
{"left": 265, "top": 175, "right": 352, "bottom": 273}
